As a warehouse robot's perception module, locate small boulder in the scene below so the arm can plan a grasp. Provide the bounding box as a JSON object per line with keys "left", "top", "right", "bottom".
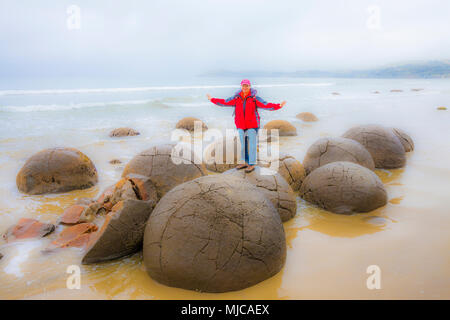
{"left": 299, "top": 161, "right": 387, "bottom": 214}
{"left": 143, "top": 175, "right": 286, "bottom": 293}
{"left": 263, "top": 120, "right": 297, "bottom": 136}
{"left": 303, "top": 137, "right": 375, "bottom": 175}
{"left": 176, "top": 117, "right": 208, "bottom": 132}
{"left": 3, "top": 218, "right": 55, "bottom": 242}
{"left": 437, "top": 106, "right": 447, "bottom": 110}
{"left": 224, "top": 166, "right": 297, "bottom": 222}
{"left": 392, "top": 128, "right": 414, "bottom": 152}
{"left": 296, "top": 112, "right": 318, "bottom": 122}
{"left": 46, "top": 223, "right": 98, "bottom": 250}
{"left": 342, "top": 124, "right": 406, "bottom": 169}
{"left": 109, "top": 127, "right": 140, "bottom": 137}
{"left": 109, "top": 159, "right": 122, "bottom": 164}
{"left": 123, "top": 143, "right": 206, "bottom": 199}
{"left": 82, "top": 199, "right": 155, "bottom": 264}
{"left": 16, "top": 148, "right": 98, "bottom": 195}
{"left": 259, "top": 153, "right": 306, "bottom": 191}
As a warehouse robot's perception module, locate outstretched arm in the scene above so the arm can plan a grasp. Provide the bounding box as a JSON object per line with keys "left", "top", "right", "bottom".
{"left": 254, "top": 96, "right": 286, "bottom": 110}
{"left": 206, "top": 94, "right": 237, "bottom": 107}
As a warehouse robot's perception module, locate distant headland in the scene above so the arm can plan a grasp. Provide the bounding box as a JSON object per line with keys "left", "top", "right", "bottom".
{"left": 200, "top": 60, "right": 450, "bottom": 79}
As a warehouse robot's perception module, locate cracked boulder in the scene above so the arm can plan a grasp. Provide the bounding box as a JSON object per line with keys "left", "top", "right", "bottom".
{"left": 45, "top": 223, "right": 98, "bottom": 251}
{"left": 342, "top": 124, "right": 407, "bottom": 169}
{"left": 16, "top": 148, "right": 98, "bottom": 195}
{"left": 203, "top": 136, "right": 243, "bottom": 173}
{"left": 3, "top": 218, "right": 55, "bottom": 242}
{"left": 143, "top": 174, "right": 286, "bottom": 293}
{"left": 224, "top": 166, "right": 297, "bottom": 222}
{"left": 176, "top": 117, "right": 208, "bottom": 132}
{"left": 299, "top": 161, "right": 387, "bottom": 214}
{"left": 259, "top": 153, "right": 306, "bottom": 192}
{"left": 82, "top": 199, "right": 156, "bottom": 264}
{"left": 263, "top": 120, "right": 297, "bottom": 136}
{"left": 123, "top": 143, "right": 206, "bottom": 199}
{"left": 303, "top": 137, "right": 375, "bottom": 175}
{"left": 392, "top": 128, "right": 414, "bottom": 152}
{"left": 109, "top": 127, "right": 140, "bottom": 137}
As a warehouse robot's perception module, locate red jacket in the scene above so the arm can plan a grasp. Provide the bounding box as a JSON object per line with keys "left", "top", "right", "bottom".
{"left": 211, "top": 88, "right": 282, "bottom": 129}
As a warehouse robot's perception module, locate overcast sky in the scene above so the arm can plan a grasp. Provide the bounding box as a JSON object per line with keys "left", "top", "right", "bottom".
{"left": 1, "top": 0, "right": 450, "bottom": 79}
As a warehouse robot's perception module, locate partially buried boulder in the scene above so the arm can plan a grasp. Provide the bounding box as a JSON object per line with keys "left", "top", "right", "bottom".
{"left": 296, "top": 112, "right": 318, "bottom": 122}
{"left": 109, "top": 127, "right": 140, "bottom": 137}
{"left": 259, "top": 153, "right": 306, "bottom": 192}
{"left": 299, "top": 161, "right": 387, "bottom": 214}
{"left": 82, "top": 199, "right": 156, "bottom": 264}
{"left": 143, "top": 175, "right": 286, "bottom": 293}
{"left": 16, "top": 148, "right": 98, "bottom": 195}
{"left": 303, "top": 137, "right": 375, "bottom": 175}
{"left": 3, "top": 218, "right": 55, "bottom": 242}
{"left": 342, "top": 124, "right": 406, "bottom": 169}
{"left": 224, "top": 166, "right": 297, "bottom": 222}
{"left": 203, "top": 136, "right": 242, "bottom": 173}
{"left": 392, "top": 128, "right": 414, "bottom": 152}
{"left": 176, "top": 117, "right": 208, "bottom": 132}
{"left": 263, "top": 120, "right": 297, "bottom": 136}
{"left": 123, "top": 143, "right": 206, "bottom": 199}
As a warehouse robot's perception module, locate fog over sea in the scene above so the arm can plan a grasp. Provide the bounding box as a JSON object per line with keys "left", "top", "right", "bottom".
{"left": 0, "top": 76, "right": 449, "bottom": 299}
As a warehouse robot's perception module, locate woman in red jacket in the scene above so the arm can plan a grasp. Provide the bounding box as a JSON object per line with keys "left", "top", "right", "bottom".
{"left": 207, "top": 79, "right": 286, "bottom": 172}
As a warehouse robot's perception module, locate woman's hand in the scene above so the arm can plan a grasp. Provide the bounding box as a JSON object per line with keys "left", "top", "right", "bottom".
{"left": 280, "top": 101, "right": 286, "bottom": 108}
{"left": 206, "top": 94, "right": 212, "bottom": 101}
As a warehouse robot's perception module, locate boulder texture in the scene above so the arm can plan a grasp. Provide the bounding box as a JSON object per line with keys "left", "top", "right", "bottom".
{"left": 392, "top": 128, "right": 414, "bottom": 152}
{"left": 16, "top": 148, "right": 98, "bottom": 195}
{"left": 342, "top": 125, "right": 406, "bottom": 169}
{"left": 143, "top": 175, "right": 286, "bottom": 293}
{"left": 303, "top": 137, "right": 375, "bottom": 175}
{"left": 203, "top": 136, "right": 242, "bottom": 173}
{"left": 296, "top": 112, "right": 318, "bottom": 122}
{"left": 259, "top": 153, "right": 306, "bottom": 192}
{"left": 263, "top": 120, "right": 297, "bottom": 136}
{"left": 176, "top": 117, "right": 208, "bottom": 132}
{"left": 122, "top": 143, "right": 207, "bottom": 199}
{"left": 224, "top": 167, "right": 297, "bottom": 222}
{"left": 109, "top": 127, "right": 140, "bottom": 137}
{"left": 299, "top": 161, "right": 387, "bottom": 214}
{"left": 82, "top": 199, "right": 156, "bottom": 264}
{"left": 3, "top": 218, "right": 55, "bottom": 242}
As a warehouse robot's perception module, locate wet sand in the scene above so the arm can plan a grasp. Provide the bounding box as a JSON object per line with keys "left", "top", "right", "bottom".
{"left": 1, "top": 80, "right": 449, "bottom": 299}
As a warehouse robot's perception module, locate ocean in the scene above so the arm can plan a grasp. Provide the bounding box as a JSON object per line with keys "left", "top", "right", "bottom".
{"left": 0, "top": 76, "right": 449, "bottom": 299}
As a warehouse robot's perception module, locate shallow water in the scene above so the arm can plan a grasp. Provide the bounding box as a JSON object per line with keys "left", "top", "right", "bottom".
{"left": 0, "top": 77, "right": 449, "bottom": 299}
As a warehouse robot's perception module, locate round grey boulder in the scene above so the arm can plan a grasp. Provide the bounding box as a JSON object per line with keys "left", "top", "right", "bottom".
{"left": 299, "top": 161, "right": 387, "bottom": 214}
{"left": 143, "top": 175, "right": 286, "bottom": 293}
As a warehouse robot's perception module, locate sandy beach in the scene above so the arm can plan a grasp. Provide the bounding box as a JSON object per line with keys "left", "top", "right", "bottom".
{"left": 0, "top": 77, "right": 449, "bottom": 299}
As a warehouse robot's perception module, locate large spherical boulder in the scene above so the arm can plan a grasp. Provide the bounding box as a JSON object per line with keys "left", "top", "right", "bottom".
{"left": 82, "top": 199, "right": 156, "bottom": 264}
{"left": 143, "top": 175, "right": 286, "bottom": 293}
{"left": 203, "top": 136, "right": 243, "bottom": 173}
{"left": 342, "top": 125, "right": 406, "bottom": 169}
{"left": 176, "top": 117, "right": 208, "bottom": 132}
{"left": 299, "top": 161, "right": 387, "bottom": 214}
{"left": 16, "top": 148, "right": 98, "bottom": 195}
{"left": 122, "top": 143, "right": 206, "bottom": 199}
{"left": 109, "top": 127, "right": 140, "bottom": 137}
{"left": 392, "top": 128, "right": 414, "bottom": 152}
{"left": 303, "top": 137, "right": 375, "bottom": 175}
{"left": 296, "top": 112, "right": 318, "bottom": 122}
{"left": 259, "top": 153, "right": 306, "bottom": 192}
{"left": 224, "top": 167, "right": 297, "bottom": 222}
{"left": 263, "top": 120, "right": 297, "bottom": 136}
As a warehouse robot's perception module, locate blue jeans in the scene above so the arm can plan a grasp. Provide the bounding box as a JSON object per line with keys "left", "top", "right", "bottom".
{"left": 238, "top": 128, "right": 258, "bottom": 166}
